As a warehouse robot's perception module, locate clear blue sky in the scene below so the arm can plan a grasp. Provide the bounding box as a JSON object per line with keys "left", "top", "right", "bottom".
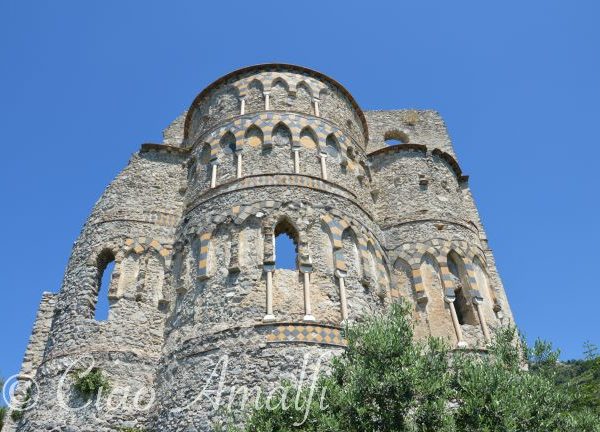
{"left": 1, "top": 1, "right": 599, "bottom": 379}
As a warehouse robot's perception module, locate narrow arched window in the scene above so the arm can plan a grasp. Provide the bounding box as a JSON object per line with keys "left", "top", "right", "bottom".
{"left": 272, "top": 123, "right": 292, "bottom": 147}
{"left": 447, "top": 252, "right": 476, "bottom": 325}
{"left": 95, "top": 250, "right": 116, "bottom": 321}
{"left": 245, "top": 125, "right": 264, "bottom": 148}
{"left": 342, "top": 228, "right": 362, "bottom": 279}
{"left": 325, "top": 134, "right": 340, "bottom": 160}
{"left": 220, "top": 131, "right": 236, "bottom": 154}
{"left": 299, "top": 127, "right": 318, "bottom": 149}
{"left": 274, "top": 220, "right": 298, "bottom": 270}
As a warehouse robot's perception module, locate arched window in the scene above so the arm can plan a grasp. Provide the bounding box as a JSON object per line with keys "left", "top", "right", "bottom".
{"left": 245, "top": 125, "right": 264, "bottom": 148}
{"left": 342, "top": 228, "right": 362, "bottom": 279}
{"left": 270, "top": 79, "right": 290, "bottom": 111}
{"left": 393, "top": 258, "right": 413, "bottom": 299}
{"left": 299, "top": 127, "right": 318, "bottom": 149}
{"left": 384, "top": 130, "right": 409, "bottom": 146}
{"left": 246, "top": 79, "right": 264, "bottom": 114}
{"left": 274, "top": 220, "right": 298, "bottom": 270}
{"left": 95, "top": 250, "right": 116, "bottom": 321}
{"left": 321, "top": 221, "right": 335, "bottom": 272}
{"left": 199, "top": 142, "right": 212, "bottom": 164}
{"left": 295, "top": 82, "right": 313, "bottom": 114}
{"left": 272, "top": 123, "right": 292, "bottom": 147}
{"left": 473, "top": 256, "right": 499, "bottom": 313}
{"left": 220, "top": 131, "right": 236, "bottom": 154}
{"left": 447, "top": 252, "right": 476, "bottom": 325}
{"left": 325, "top": 134, "right": 340, "bottom": 160}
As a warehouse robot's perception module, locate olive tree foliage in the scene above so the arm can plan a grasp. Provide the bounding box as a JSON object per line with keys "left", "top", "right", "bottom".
{"left": 219, "top": 303, "right": 600, "bottom": 432}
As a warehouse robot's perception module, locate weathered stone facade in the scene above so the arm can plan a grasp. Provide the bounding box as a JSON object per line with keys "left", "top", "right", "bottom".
{"left": 7, "top": 64, "right": 514, "bottom": 431}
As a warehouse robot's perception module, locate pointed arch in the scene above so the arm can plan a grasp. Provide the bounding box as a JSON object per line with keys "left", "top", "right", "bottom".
{"left": 94, "top": 248, "right": 117, "bottom": 321}
{"left": 342, "top": 227, "right": 362, "bottom": 279}
{"left": 199, "top": 142, "right": 212, "bottom": 164}
{"left": 220, "top": 131, "right": 236, "bottom": 154}
{"left": 325, "top": 133, "right": 341, "bottom": 160}
{"left": 274, "top": 218, "right": 299, "bottom": 270}
{"left": 473, "top": 256, "right": 499, "bottom": 311}
{"left": 271, "top": 122, "right": 292, "bottom": 147}
{"left": 295, "top": 81, "right": 313, "bottom": 114}
{"left": 392, "top": 258, "right": 413, "bottom": 299}
{"left": 366, "top": 240, "right": 379, "bottom": 286}
{"left": 299, "top": 126, "right": 318, "bottom": 149}
{"left": 447, "top": 251, "right": 477, "bottom": 325}
{"left": 245, "top": 79, "right": 264, "bottom": 114}
{"left": 270, "top": 78, "right": 290, "bottom": 111}
{"left": 320, "top": 219, "right": 335, "bottom": 273}
{"left": 245, "top": 125, "right": 264, "bottom": 148}
{"left": 420, "top": 253, "right": 443, "bottom": 298}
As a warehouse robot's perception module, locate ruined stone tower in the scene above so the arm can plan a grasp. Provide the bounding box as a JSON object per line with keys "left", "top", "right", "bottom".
{"left": 8, "top": 64, "right": 514, "bottom": 431}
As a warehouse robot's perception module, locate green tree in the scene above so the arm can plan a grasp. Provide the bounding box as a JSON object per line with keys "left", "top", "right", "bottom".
{"left": 228, "top": 303, "right": 600, "bottom": 432}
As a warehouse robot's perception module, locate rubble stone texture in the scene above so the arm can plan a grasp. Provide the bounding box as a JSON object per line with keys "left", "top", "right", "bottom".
{"left": 8, "top": 64, "right": 514, "bottom": 432}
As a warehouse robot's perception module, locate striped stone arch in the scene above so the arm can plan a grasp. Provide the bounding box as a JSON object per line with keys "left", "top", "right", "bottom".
{"left": 407, "top": 244, "right": 442, "bottom": 301}
{"left": 235, "top": 71, "right": 326, "bottom": 99}
{"left": 86, "top": 237, "right": 173, "bottom": 302}
{"left": 362, "top": 233, "right": 389, "bottom": 291}
{"left": 320, "top": 213, "right": 350, "bottom": 275}
{"left": 200, "top": 113, "right": 351, "bottom": 160}
{"left": 390, "top": 251, "right": 415, "bottom": 299}
{"left": 320, "top": 213, "right": 389, "bottom": 283}
{"left": 392, "top": 238, "right": 488, "bottom": 303}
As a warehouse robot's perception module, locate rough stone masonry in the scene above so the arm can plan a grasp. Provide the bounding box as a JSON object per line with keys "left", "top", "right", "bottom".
{"left": 6, "top": 64, "right": 514, "bottom": 431}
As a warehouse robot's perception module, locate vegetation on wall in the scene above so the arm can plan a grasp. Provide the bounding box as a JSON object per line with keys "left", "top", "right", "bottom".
{"left": 221, "top": 303, "right": 600, "bottom": 432}
{"left": 73, "top": 367, "right": 111, "bottom": 398}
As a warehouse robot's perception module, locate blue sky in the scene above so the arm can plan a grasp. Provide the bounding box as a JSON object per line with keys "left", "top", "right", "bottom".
{"left": 1, "top": 0, "right": 599, "bottom": 379}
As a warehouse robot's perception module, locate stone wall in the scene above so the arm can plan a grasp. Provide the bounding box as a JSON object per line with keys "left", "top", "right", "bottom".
{"left": 11, "top": 64, "right": 514, "bottom": 432}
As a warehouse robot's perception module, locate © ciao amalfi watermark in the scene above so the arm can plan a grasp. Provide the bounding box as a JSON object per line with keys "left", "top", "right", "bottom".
{"left": 3, "top": 352, "right": 329, "bottom": 426}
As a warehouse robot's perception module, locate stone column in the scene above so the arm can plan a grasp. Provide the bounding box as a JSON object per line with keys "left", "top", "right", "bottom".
{"left": 473, "top": 294, "right": 491, "bottom": 343}
{"left": 240, "top": 97, "right": 246, "bottom": 115}
{"left": 302, "top": 272, "right": 315, "bottom": 321}
{"left": 263, "top": 264, "right": 275, "bottom": 322}
{"left": 264, "top": 92, "right": 270, "bottom": 111}
{"left": 210, "top": 162, "right": 218, "bottom": 188}
{"left": 336, "top": 270, "right": 348, "bottom": 322}
{"left": 444, "top": 289, "right": 467, "bottom": 348}
{"left": 293, "top": 148, "right": 300, "bottom": 173}
{"left": 236, "top": 151, "right": 243, "bottom": 178}
{"left": 319, "top": 152, "right": 328, "bottom": 180}
{"left": 301, "top": 263, "right": 315, "bottom": 322}
{"left": 313, "top": 98, "right": 320, "bottom": 116}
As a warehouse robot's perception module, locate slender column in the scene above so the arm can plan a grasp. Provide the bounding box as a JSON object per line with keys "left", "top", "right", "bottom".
{"left": 474, "top": 298, "right": 491, "bottom": 343}
{"left": 319, "top": 152, "right": 328, "bottom": 180}
{"left": 293, "top": 148, "right": 300, "bottom": 173}
{"left": 302, "top": 271, "right": 315, "bottom": 321}
{"left": 313, "top": 98, "right": 320, "bottom": 116}
{"left": 236, "top": 152, "right": 243, "bottom": 178}
{"left": 240, "top": 97, "right": 246, "bottom": 115}
{"left": 264, "top": 92, "right": 270, "bottom": 110}
{"left": 444, "top": 289, "right": 466, "bottom": 347}
{"left": 210, "top": 163, "right": 218, "bottom": 188}
{"left": 336, "top": 270, "right": 348, "bottom": 322}
{"left": 263, "top": 267, "right": 275, "bottom": 322}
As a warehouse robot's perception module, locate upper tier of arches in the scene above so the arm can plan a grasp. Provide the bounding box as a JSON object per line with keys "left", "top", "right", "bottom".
{"left": 183, "top": 64, "right": 368, "bottom": 148}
